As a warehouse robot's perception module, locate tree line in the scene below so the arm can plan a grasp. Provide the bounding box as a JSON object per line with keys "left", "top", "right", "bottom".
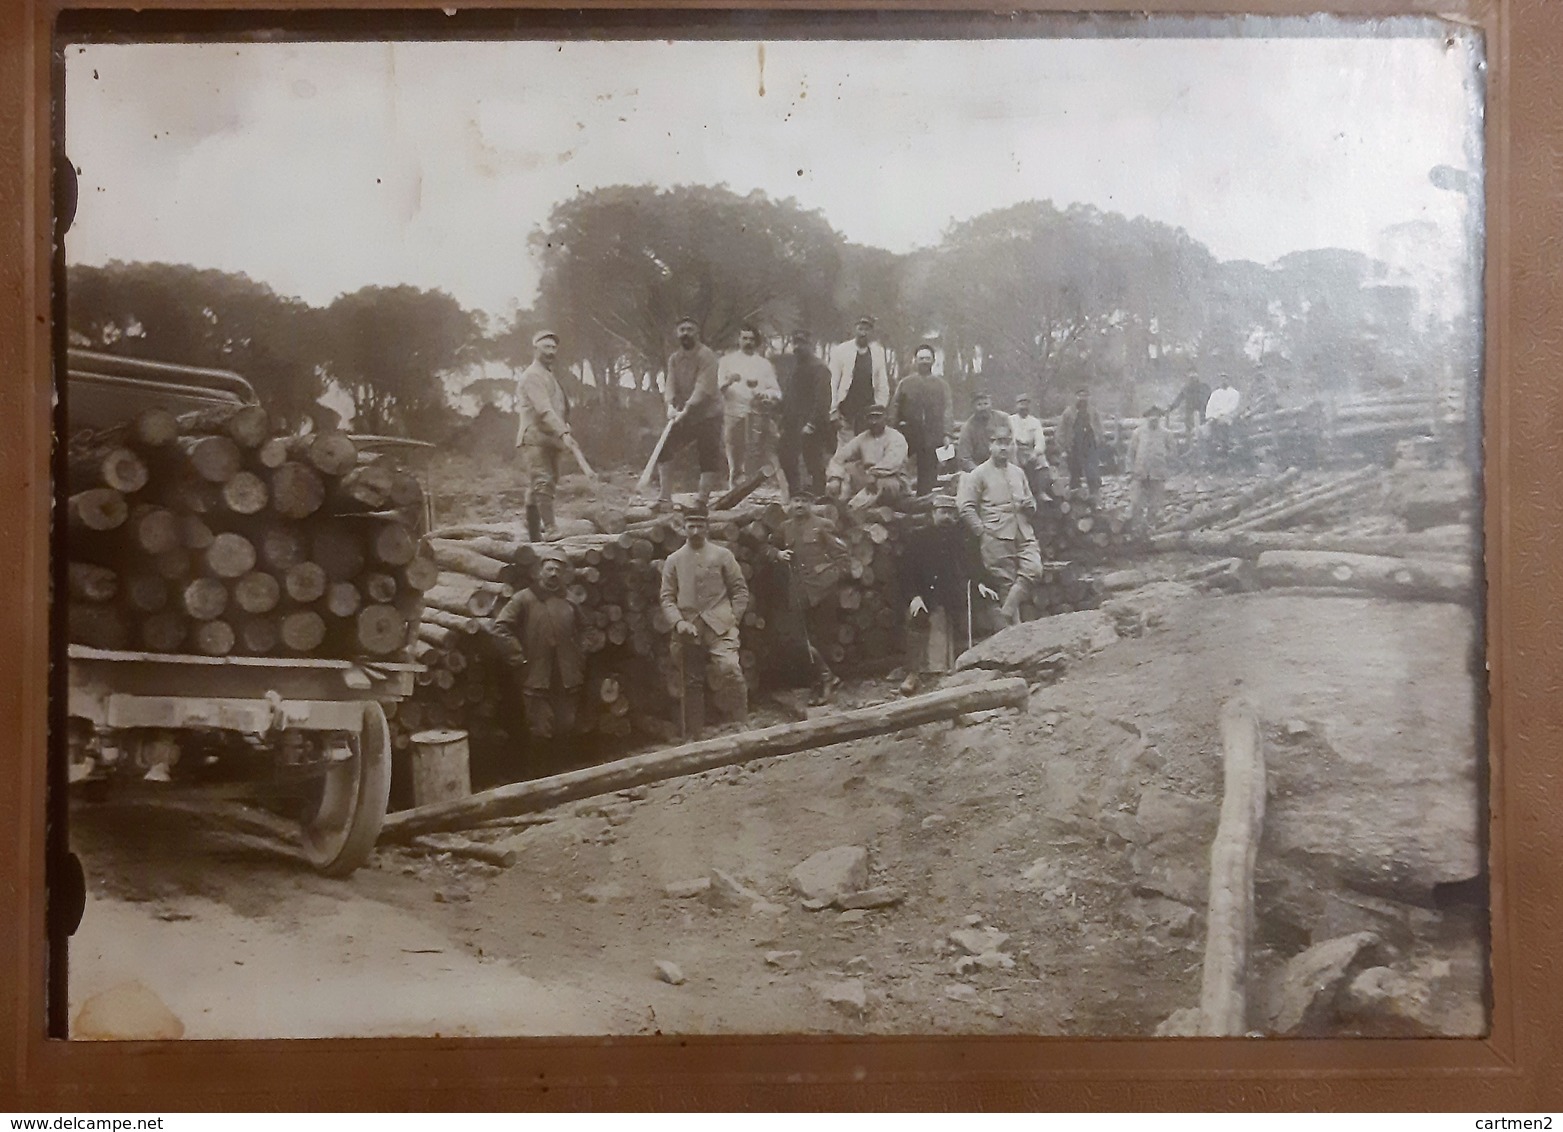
{"left": 66, "top": 184, "right": 1454, "bottom": 462}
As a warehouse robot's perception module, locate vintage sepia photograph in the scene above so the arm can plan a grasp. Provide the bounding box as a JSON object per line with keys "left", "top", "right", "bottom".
{"left": 55, "top": 17, "right": 1487, "bottom": 1041}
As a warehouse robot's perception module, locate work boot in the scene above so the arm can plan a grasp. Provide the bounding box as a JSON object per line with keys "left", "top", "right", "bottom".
{"left": 539, "top": 499, "right": 559, "bottom": 541}
{"left": 526, "top": 503, "right": 542, "bottom": 543}
{"left": 697, "top": 472, "right": 721, "bottom": 506}
{"left": 899, "top": 672, "right": 921, "bottom": 697}
{"left": 657, "top": 465, "right": 674, "bottom": 508}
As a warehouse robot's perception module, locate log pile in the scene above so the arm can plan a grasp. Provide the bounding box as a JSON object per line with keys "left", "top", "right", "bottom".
{"left": 390, "top": 496, "right": 1112, "bottom": 760}
{"left": 65, "top": 405, "right": 433, "bottom": 660}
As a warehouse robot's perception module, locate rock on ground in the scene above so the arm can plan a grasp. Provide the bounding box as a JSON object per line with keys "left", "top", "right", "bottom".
{"left": 654, "top": 960, "right": 686, "bottom": 986}
{"left": 708, "top": 868, "right": 764, "bottom": 909}
{"left": 836, "top": 885, "right": 904, "bottom": 910}
{"left": 955, "top": 609, "right": 1119, "bottom": 678}
{"left": 1267, "top": 932, "right": 1384, "bottom": 1035}
{"left": 819, "top": 979, "right": 867, "bottom": 1015}
{"left": 663, "top": 877, "right": 711, "bottom": 899}
{"left": 950, "top": 927, "right": 1010, "bottom": 956}
{"left": 1102, "top": 581, "right": 1198, "bottom": 638}
{"left": 789, "top": 846, "right": 869, "bottom": 903}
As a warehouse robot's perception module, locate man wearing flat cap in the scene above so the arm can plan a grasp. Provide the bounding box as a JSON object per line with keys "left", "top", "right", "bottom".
{"left": 888, "top": 343, "right": 952, "bottom": 495}
{"left": 656, "top": 316, "right": 724, "bottom": 508}
{"left": 660, "top": 501, "right": 750, "bottom": 739}
{"left": 514, "top": 330, "right": 573, "bottom": 541}
{"left": 774, "top": 328, "right": 833, "bottom": 494}
{"left": 826, "top": 402, "right": 911, "bottom": 510}
{"left": 828, "top": 316, "right": 892, "bottom": 451}
{"left": 488, "top": 544, "right": 583, "bottom": 744}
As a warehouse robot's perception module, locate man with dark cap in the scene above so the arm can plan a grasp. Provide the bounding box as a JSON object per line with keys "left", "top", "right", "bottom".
{"left": 896, "top": 492, "right": 975, "bottom": 696}
{"left": 1059, "top": 385, "right": 1105, "bottom": 496}
{"left": 488, "top": 544, "right": 583, "bottom": 742}
{"left": 655, "top": 316, "right": 724, "bottom": 509}
{"left": 514, "top": 330, "right": 573, "bottom": 540}
{"left": 774, "top": 493, "right": 848, "bottom": 704}
{"left": 958, "top": 419, "right": 1045, "bottom": 626}
{"left": 660, "top": 501, "right": 750, "bottom": 738}
{"left": 828, "top": 316, "right": 891, "bottom": 450}
{"left": 889, "top": 343, "right": 953, "bottom": 495}
{"left": 774, "top": 328, "right": 833, "bottom": 493}
{"left": 955, "top": 389, "right": 1001, "bottom": 474}
{"left": 826, "top": 402, "right": 911, "bottom": 509}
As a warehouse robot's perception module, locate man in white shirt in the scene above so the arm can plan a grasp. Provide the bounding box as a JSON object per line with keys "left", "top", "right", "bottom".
{"left": 827, "top": 316, "right": 892, "bottom": 450}
{"left": 1008, "top": 392, "right": 1051, "bottom": 503}
{"left": 826, "top": 403, "right": 911, "bottom": 509}
{"left": 718, "top": 324, "right": 787, "bottom": 500}
{"left": 1204, "top": 376, "right": 1242, "bottom": 461}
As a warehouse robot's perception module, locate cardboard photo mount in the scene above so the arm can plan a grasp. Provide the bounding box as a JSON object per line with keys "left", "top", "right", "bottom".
{"left": 3, "top": 0, "right": 1558, "bottom": 1111}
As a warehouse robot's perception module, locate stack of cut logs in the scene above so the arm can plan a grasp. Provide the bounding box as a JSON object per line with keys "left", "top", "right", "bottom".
{"left": 392, "top": 495, "right": 1112, "bottom": 758}
{"left": 65, "top": 404, "right": 434, "bottom": 660}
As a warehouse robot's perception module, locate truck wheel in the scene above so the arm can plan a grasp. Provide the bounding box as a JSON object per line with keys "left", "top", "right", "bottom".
{"left": 298, "top": 701, "right": 391, "bottom": 877}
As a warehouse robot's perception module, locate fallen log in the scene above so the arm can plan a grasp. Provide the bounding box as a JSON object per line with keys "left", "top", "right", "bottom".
{"left": 712, "top": 465, "right": 776, "bottom": 511}
{"left": 380, "top": 677, "right": 1029, "bottom": 841}
{"left": 1222, "top": 471, "right": 1379, "bottom": 533}
{"left": 1199, "top": 697, "right": 1266, "bottom": 1037}
{"left": 1148, "top": 529, "right": 1475, "bottom": 561}
{"left": 1253, "top": 550, "right": 1474, "bottom": 603}
{"left": 1210, "top": 469, "right": 1375, "bottom": 533}
{"left": 1161, "top": 468, "right": 1300, "bottom": 534}
{"left": 429, "top": 539, "right": 511, "bottom": 583}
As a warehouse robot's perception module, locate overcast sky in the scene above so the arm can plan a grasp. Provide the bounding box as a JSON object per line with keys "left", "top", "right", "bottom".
{"left": 64, "top": 28, "right": 1483, "bottom": 321}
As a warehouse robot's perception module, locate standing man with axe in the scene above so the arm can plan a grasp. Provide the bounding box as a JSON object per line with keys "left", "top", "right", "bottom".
{"left": 514, "top": 329, "right": 578, "bottom": 542}
{"left": 660, "top": 502, "right": 750, "bottom": 740}
{"left": 648, "top": 316, "right": 724, "bottom": 510}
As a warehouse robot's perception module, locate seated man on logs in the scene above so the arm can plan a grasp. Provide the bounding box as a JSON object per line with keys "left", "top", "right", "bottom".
{"left": 775, "top": 493, "right": 849, "bottom": 705}
{"left": 660, "top": 502, "right": 751, "bottom": 739}
{"left": 488, "top": 545, "right": 584, "bottom": 744}
{"left": 825, "top": 403, "right": 911, "bottom": 510}
{"left": 896, "top": 492, "right": 977, "bottom": 696}
{"left": 957, "top": 419, "right": 1045, "bottom": 627}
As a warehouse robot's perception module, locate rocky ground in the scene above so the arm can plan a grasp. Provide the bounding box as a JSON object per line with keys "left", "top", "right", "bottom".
{"left": 69, "top": 581, "right": 1488, "bottom": 1040}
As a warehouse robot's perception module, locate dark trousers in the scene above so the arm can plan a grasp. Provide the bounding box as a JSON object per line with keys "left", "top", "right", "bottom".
{"left": 910, "top": 444, "right": 940, "bottom": 495}
{"left": 1068, "top": 444, "right": 1101, "bottom": 492}
{"left": 779, "top": 426, "right": 829, "bottom": 493}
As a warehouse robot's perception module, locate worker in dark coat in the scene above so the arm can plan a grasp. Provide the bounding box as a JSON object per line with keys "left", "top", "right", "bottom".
{"left": 488, "top": 545, "right": 584, "bottom": 741}
{"left": 774, "top": 328, "right": 834, "bottom": 494}
{"left": 889, "top": 343, "right": 953, "bottom": 495}
{"left": 955, "top": 389, "right": 1001, "bottom": 473}
{"left": 774, "top": 494, "right": 850, "bottom": 704}
{"left": 896, "top": 492, "right": 977, "bottom": 696}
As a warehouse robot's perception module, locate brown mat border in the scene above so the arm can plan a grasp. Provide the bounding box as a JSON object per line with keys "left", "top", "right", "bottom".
{"left": 3, "top": 0, "right": 1553, "bottom": 1110}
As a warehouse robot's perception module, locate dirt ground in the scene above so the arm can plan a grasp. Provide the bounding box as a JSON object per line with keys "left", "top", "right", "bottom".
{"left": 69, "top": 586, "right": 1487, "bottom": 1039}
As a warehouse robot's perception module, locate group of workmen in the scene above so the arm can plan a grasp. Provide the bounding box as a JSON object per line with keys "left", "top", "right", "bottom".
{"left": 499, "top": 317, "right": 1264, "bottom": 746}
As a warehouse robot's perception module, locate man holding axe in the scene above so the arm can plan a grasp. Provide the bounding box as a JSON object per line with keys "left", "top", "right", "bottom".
{"left": 642, "top": 315, "right": 723, "bottom": 510}
{"left": 515, "top": 329, "right": 597, "bottom": 542}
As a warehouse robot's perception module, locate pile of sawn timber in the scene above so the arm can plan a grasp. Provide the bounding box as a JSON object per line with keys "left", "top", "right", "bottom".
{"left": 66, "top": 405, "right": 434, "bottom": 659}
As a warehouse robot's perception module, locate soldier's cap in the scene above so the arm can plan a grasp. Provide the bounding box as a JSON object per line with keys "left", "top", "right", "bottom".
{"left": 678, "top": 500, "right": 709, "bottom": 519}
{"left": 931, "top": 492, "right": 958, "bottom": 509}
{"left": 535, "top": 545, "right": 569, "bottom": 565}
{"left": 532, "top": 330, "right": 559, "bottom": 347}
{"left": 865, "top": 403, "right": 888, "bottom": 417}
{"left": 676, "top": 315, "right": 699, "bottom": 329}
{"left": 914, "top": 343, "right": 936, "bottom": 360}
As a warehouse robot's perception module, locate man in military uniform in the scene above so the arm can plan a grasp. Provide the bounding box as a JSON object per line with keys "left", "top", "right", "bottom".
{"left": 488, "top": 545, "right": 583, "bottom": 742}
{"left": 514, "top": 330, "right": 573, "bottom": 540}
{"left": 660, "top": 502, "right": 751, "bottom": 738}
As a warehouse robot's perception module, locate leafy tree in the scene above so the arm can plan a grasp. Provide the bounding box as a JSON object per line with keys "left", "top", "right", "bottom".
{"left": 66, "top": 261, "right": 327, "bottom": 427}
{"left": 907, "top": 202, "right": 1218, "bottom": 414}
{"left": 530, "top": 185, "right": 849, "bottom": 409}
{"left": 320, "top": 284, "right": 483, "bottom": 437}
